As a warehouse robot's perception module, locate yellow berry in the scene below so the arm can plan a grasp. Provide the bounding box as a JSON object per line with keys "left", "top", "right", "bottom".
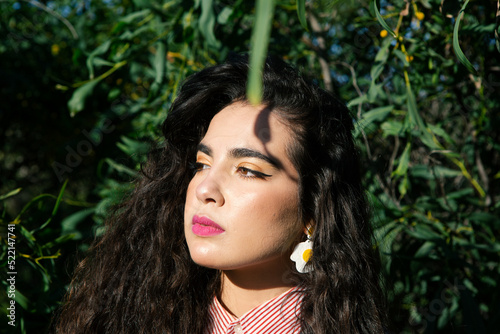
{"left": 51, "top": 44, "right": 60, "bottom": 56}
{"left": 406, "top": 55, "right": 414, "bottom": 63}
{"left": 380, "top": 29, "right": 388, "bottom": 38}
{"left": 416, "top": 12, "right": 424, "bottom": 20}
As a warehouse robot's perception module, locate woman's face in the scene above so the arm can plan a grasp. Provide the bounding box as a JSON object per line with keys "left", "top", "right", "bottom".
{"left": 184, "top": 101, "right": 303, "bottom": 272}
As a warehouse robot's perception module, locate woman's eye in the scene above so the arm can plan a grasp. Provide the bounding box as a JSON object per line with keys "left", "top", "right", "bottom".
{"left": 196, "top": 162, "right": 210, "bottom": 171}
{"left": 237, "top": 167, "right": 271, "bottom": 180}
{"left": 190, "top": 162, "right": 209, "bottom": 173}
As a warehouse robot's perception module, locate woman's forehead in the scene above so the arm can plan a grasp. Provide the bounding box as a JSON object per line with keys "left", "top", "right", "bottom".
{"left": 205, "top": 102, "right": 293, "bottom": 147}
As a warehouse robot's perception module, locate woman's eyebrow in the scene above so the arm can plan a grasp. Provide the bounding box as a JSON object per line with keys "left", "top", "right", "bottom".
{"left": 197, "top": 143, "right": 281, "bottom": 169}
{"left": 229, "top": 147, "right": 281, "bottom": 169}
{"left": 197, "top": 143, "right": 212, "bottom": 156}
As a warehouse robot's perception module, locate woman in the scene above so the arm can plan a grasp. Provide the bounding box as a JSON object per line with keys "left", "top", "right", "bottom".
{"left": 53, "top": 54, "right": 388, "bottom": 333}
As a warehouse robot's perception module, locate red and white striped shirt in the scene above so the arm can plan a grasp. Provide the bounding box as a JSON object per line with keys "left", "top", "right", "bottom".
{"left": 205, "top": 286, "right": 304, "bottom": 334}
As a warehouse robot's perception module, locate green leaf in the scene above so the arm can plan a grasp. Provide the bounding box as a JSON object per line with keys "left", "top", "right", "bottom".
{"left": 480, "top": 276, "right": 497, "bottom": 288}
{"left": 92, "top": 57, "right": 116, "bottom": 67}
{"left": 217, "top": 6, "right": 234, "bottom": 24}
{"left": 381, "top": 120, "right": 404, "bottom": 137}
{"left": 370, "top": 62, "right": 385, "bottom": 82}
{"left": 105, "top": 158, "right": 137, "bottom": 176}
{"left": 51, "top": 179, "right": 68, "bottom": 217}
{"left": 367, "top": 82, "right": 384, "bottom": 103}
{"left": 437, "top": 305, "right": 453, "bottom": 329}
{"left": 247, "top": 0, "right": 276, "bottom": 105}
{"left": 372, "top": 0, "right": 396, "bottom": 38}
{"left": 462, "top": 22, "right": 496, "bottom": 34}
{"left": 132, "top": 0, "right": 149, "bottom": 8}
{"left": 0, "top": 188, "right": 22, "bottom": 201}
{"left": 468, "top": 212, "right": 500, "bottom": 227}
{"left": 414, "top": 241, "right": 435, "bottom": 258}
{"left": 374, "top": 38, "right": 392, "bottom": 62}
{"left": 116, "top": 9, "right": 150, "bottom": 26}
{"left": 398, "top": 173, "right": 409, "bottom": 198}
{"left": 392, "top": 142, "right": 411, "bottom": 178}
{"left": 61, "top": 208, "right": 95, "bottom": 240}
{"left": 296, "top": 0, "right": 308, "bottom": 31}
{"left": 68, "top": 79, "right": 100, "bottom": 117}
{"left": 452, "top": 0, "right": 477, "bottom": 74}
{"left": 394, "top": 49, "right": 410, "bottom": 67}
{"left": 347, "top": 95, "right": 367, "bottom": 108}
{"left": 374, "top": 220, "right": 405, "bottom": 272}
{"left": 18, "top": 224, "right": 37, "bottom": 248}
{"left": 354, "top": 105, "right": 393, "bottom": 137}
{"left": 14, "top": 289, "right": 30, "bottom": 310}
{"left": 150, "top": 40, "right": 166, "bottom": 95}
{"left": 428, "top": 123, "right": 454, "bottom": 145}
{"left": 407, "top": 223, "right": 443, "bottom": 241}
{"left": 410, "top": 165, "right": 461, "bottom": 179}
{"left": 116, "top": 136, "right": 150, "bottom": 156}
{"left": 86, "top": 40, "right": 112, "bottom": 80}
{"left": 199, "top": 0, "right": 219, "bottom": 47}
{"left": 405, "top": 79, "right": 439, "bottom": 149}
{"left": 445, "top": 188, "right": 474, "bottom": 200}
{"left": 405, "top": 81, "right": 423, "bottom": 130}
{"left": 361, "top": 106, "right": 394, "bottom": 123}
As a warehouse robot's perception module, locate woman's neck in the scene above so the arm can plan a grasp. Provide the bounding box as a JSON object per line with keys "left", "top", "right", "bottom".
{"left": 219, "top": 258, "right": 297, "bottom": 318}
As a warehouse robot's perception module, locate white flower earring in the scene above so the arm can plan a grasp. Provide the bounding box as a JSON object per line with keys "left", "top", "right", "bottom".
{"left": 290, "top": 226, "right": 313, "bottom": 273}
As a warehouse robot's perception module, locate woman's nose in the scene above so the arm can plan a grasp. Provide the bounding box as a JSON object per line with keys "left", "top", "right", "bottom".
{"left": 195, "top": 170, "right": 225, "bottom": 206}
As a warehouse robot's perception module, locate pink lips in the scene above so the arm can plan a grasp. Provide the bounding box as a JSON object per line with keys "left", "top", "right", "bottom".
{"left": 192, "top": 215, "right": 225, "bottom": 236}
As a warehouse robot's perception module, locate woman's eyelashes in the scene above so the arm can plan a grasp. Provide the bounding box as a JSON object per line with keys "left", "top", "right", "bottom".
{"left": 194, "top": 162, "right": 209, "bottom": 172}
{"left": 188, "top": 161, "right": 209, "bottom": 175}
{"left": 236, "top": 166, "right": 271, "bottom": 180}
{"left": 190, "top": 160, "right": 271, "bottom": 180}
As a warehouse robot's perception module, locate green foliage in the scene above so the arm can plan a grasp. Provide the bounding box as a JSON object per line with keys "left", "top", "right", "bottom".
{"left": 0, "top": 0, "right": 499, "bottom": 332}
{"left": 0, "top": 183, "right": 93, "bottom": 333}
{"left": 359, "top": 1, "right": 500, "bottom": 331}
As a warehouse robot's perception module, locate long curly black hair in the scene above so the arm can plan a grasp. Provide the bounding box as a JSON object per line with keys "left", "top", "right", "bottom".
{"left": 53, "top": 54, "right": 388, "bottom": 333}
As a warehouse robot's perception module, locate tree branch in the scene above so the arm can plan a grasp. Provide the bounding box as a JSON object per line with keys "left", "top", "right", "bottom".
{"left": 2, "top": 0, "right": 80, "bottom": 39}
{"left": 307, "top": 12, "right": 333, "bottom": 92}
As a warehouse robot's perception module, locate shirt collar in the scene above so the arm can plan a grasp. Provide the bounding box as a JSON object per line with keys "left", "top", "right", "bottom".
{"left": 206, "top": 286, "right": 304, "bottom": 334}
